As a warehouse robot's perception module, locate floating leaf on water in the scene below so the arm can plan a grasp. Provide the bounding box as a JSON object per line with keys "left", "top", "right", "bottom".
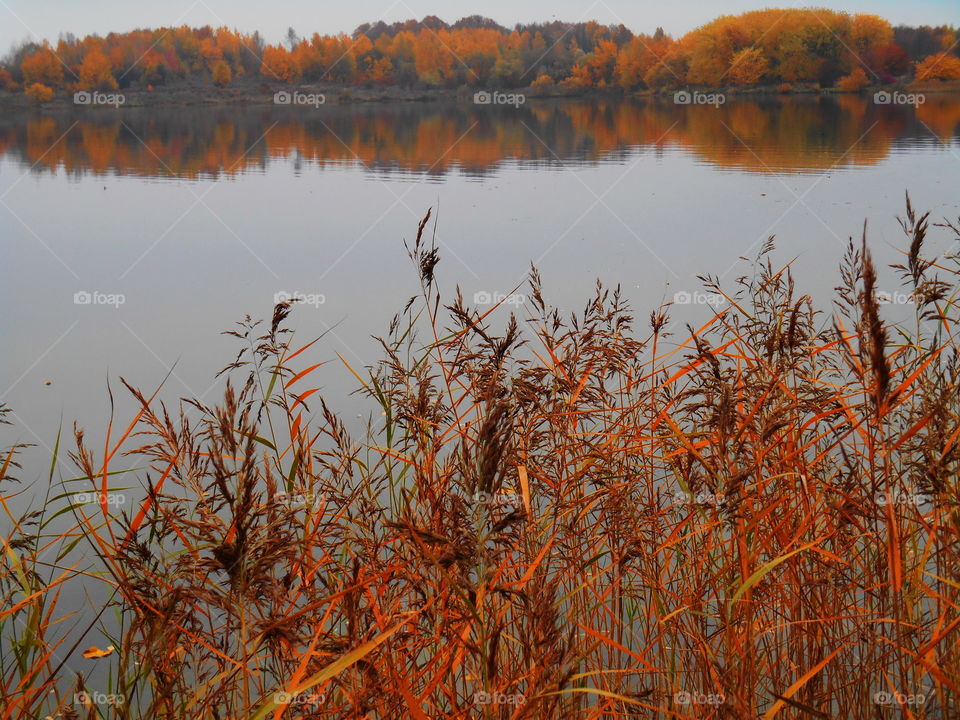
{"left": 81, "top": 645, "right": 115, "bottom": 659}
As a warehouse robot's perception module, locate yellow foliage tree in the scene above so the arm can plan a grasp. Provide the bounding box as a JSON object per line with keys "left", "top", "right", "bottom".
{"left": 915, "top": 52, "right": 960, "bottom": 82}
{"left": 212, "top": 60, "right": 232, "bottom": 86}
{"left": 728, "top": 47, "right": 768, "bottom": 86}
{"left": 25, "top": 82, "right": 55, "bottom": 102}
{"left": 849, "top": 15, "right": 894, "bottom": 57}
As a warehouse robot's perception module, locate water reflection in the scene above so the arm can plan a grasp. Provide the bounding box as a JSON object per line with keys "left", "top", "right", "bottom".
{"left": 1, "top": 96, "right": 958, "bottom": 179}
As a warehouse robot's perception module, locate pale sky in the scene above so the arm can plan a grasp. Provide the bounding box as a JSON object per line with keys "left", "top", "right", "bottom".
{"left": 1, "top": 0, "right": 957, "bottom": 55}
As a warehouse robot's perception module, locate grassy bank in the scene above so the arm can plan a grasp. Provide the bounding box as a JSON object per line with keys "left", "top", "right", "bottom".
{"left": 3, "top": 79, "right": 959, "bottom": 110}
{"left": 2, "top": 198, "right": 960, "bottom": 718}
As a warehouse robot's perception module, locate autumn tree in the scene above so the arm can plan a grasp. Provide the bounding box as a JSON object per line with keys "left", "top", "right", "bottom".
{"left": 864, "top": 43, "right": 910, "bottom": 76}
{"left": 199, "top": 36, "right": 223, "bottom": 72}
{"left": 616, "top": 32, "right": 672, "bottom": 90}
{"left": 643, "top": 43, "right": 687, "bottom": 89}
{"left": 849, "top": 14, "right": 894, "bottom": 60}
{"left": 78, "top": 48, "right": 118, "bottom": 91}
{"left": 261, "top": 45, "right": 300, "bottom": 83}
{"left": 24, "top": 82, "right": 55, "bottom": 102}
{"left": 139, "top": 49, "right": 171, "bottom": 85}
{"left": 21, "top": 46, "right": 64, "bottom": 88}
{"left": 915, "top": 52, "right": 960, "bottom": 81}
{"left": 413, "top": 33, "right": 453, "bottom": 85}
{"left": 728, "top": 47, "right": 768, "bottom": 85}
{"left": 837, "top": 67, "right": 870, "bottom": 91}
{"left": 212, "top": 60, "right": 232, "bottom": 86}
{"left": 364, "top": 56, "right": 393, "bottom": 84}
{"left": 685, "top": 16, "right": 743, "bottom": 85}
{"left": 530, "top": 73, "right": 554, "bottom": 93}
{"left": 215, "top": 28, "right": 244, "bottom": 73}
{"left": 566, "top": 38, "right": 619, "bottom": 88}
{"left": 491, "top": 32, "right": 527, "bottom": 87}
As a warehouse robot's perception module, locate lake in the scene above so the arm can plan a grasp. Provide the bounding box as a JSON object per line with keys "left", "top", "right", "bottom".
{"left": 2, "top": 95, "right": 960, "bottom": 476}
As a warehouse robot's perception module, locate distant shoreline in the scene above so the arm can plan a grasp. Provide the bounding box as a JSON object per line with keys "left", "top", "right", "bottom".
{"left": 2, "top": 80, "right": 958, "bottom": 111}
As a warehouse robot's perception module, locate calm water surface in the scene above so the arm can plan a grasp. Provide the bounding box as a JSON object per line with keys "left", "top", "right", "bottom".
{"left": 2, "top": 96, "right": 960, "bottom": 474}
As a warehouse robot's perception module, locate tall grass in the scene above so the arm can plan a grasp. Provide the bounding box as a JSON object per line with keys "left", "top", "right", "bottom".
{"left": 2, "top": 196, "right": 959, "bottom": 719}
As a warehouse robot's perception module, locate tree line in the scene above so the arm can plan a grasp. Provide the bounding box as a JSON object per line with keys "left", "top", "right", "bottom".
{"left": 2, "top": 9, "right": 959, "bottom": 102}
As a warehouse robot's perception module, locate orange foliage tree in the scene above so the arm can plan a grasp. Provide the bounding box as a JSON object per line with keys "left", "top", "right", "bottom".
{"left": 915, "top": 52, "right": 960, "bottom": 81}
{"left": 261, "top": 45, "right": 300, "bottom": 83}
{"left": 838, "top": 67, "right": 871, "bottom": 91}
{"left": 728, "top": 47, "right": 769, "bottom": 86}
{"left": 24, "top": 82, "right": 55, "bottom": 102}
{"left": 78, "top": 48, "right": 118, "bottom": 91}
{"left": 21, "top": 46, "right": 64, "bottom": 88}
